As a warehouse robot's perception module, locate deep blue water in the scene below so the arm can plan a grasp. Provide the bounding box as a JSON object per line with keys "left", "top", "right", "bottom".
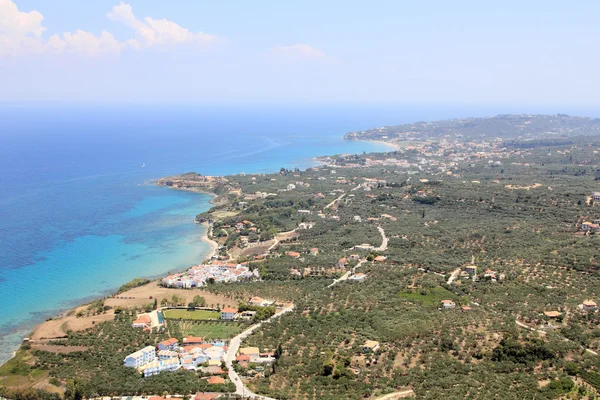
{"left": 1, "top": 103, "right": 593, "bottom": 364}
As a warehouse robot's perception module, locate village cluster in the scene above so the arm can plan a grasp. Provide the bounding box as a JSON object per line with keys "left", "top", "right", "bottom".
{"left": 161, "top": 263, "right": 258, "bottom": 288}
{"left": 123, "top": 336, "right": 275, "bottom": 379}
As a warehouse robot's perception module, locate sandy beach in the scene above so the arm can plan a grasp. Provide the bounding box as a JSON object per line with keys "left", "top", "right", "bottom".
{"left": 30, "top": 282, "right": 237, "bottom": 341}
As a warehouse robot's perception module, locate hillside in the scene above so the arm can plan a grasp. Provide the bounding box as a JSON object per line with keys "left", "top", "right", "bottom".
{"left": 344, "top": 114, "right": 600, "bottom": 143}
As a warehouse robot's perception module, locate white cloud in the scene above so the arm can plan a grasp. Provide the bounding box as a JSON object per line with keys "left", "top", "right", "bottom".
{"left": 268, "top": 44, "right": 333, "bottom": 63}
{"left": 106, "top": 2, "right": 146, "bottom": 31}
{"left": 107, "top": 2, "right": 219, "bottom": 48}
{"left": 0, "top": 0, "right": 46, "bottom": 55}
{"left": 0, "top": 0, "right": 219, "bottom": 57}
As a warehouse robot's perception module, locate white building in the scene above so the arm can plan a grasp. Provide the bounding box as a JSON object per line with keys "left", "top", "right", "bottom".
{"left": 124, "top": 346, "right": 156, "bottom": 368}
{"left": 441, "top": 300, "right": 456, "bottom": 309}
{"left": 220, "top": 307, "right": 238, "bottom": 320}
{"left": 140, "top": 357, "right": 180, "bottom": 377}
{"left": 349, "top": 273, "right": 367, "bottom": 281}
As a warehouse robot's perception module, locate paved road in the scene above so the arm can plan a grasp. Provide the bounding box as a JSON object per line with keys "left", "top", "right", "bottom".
{"left": 225, "top": 307, "right": 294, "bottom": 399}
{"left": 328, "top": 259, "right": 367, "bottom": 288}
{"left": 324, "top": 193, "right": 346, "bottom": 210}
{"left": 328, "top": 271, "right": 351, "bottom": 288}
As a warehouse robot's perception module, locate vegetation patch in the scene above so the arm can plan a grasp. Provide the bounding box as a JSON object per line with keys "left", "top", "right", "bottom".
{"left": 398, "top": 286, "right": 464, "bottom": 307}
{"left": 162, "top": 309, "right": 220, "bottom": 320}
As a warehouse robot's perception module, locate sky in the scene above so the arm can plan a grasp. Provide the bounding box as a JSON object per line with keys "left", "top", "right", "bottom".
{"left": 1, "top": 0, "right": 600, "bottom": 105}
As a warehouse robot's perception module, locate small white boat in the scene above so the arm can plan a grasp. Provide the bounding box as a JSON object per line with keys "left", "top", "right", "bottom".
{"left": 141, "top": 162, "right": 145, "bottom": 168}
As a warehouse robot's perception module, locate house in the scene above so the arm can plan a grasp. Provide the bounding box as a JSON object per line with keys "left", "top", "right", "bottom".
{"left": 157, "top": 338, "right": 179, "bottom": 351}
{"left": 441, "top": 300, "right": 456, "bottom": 309}
{"left": 182, "top": 336, "right": 204, "bottom": 345}
{"left": 464, "top": 265, "right": 478, "bottom": 275}
{"left": 353, "top": 216, "right": 362, "bottom": 222}
{"left": 220, "top": 307, "right": 238, "bottom": 320}
{"left": 208, "top": 376, "right": 226, "bottom": 385}
{"left": 132, "top": 314, "right": 152, "bottom": 329}
{"left": 349, "top": 273, "right": 367, "bottom": 281}
{"left": 581, "top": 221, "right": 600, "bottom": 232}
{"left": 236, "top": 354, "right": 251, "bottom": 362}
{"left": 240, "top": 310, "right": 257, "bottom": 320}
{"left": 287, "top": 184, "right": 296, "bottom": 191}
{"left": 461, "top": 306, "right": 472, "bottom": 312}
{"left": 592, "top": 192, "right": 600, "bottom": 201}
{"left": 349, "top": 254, "right": 360, "bottom": 261}
{"left": 544, "top": 311, "right": 562, "bottom": 318}
{"left": 373, "top": 255, "right": 387, "bottom": 262}
{"left": 582, "top": 300, "right": 598, "bottom": 312}
{"left": 124, "top": 346, "right": 156, "bottom": 368}
{"left": 483, "top": 269, "right": 497, "bottom": 281}
{"left": 287, "top": 251, "right": 301, "bottom": 259}
{"left": 363, "top": 340, "right": 380, "bottom": 352}
{"left": 337, "top": 257, "right": 349, "bottom": 267}
{"left": 239, "top": 347, "right": 260, "bottom": 362}
{"left": 310, "top": 247, "right": 319, "bottom": 256}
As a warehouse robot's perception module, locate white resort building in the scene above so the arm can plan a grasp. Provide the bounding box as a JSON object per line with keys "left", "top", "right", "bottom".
{"left": 123, "top": 346, "right": 156, "bottom": 368}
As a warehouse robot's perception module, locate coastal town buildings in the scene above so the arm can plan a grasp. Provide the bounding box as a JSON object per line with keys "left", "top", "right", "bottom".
{"left": 157, "top": 338, "right": 179, "bottom": 351}
{"left": 131, "top": 314, "right": 151, "bottom": 329}
{"left": 124, "top": 346, "right": 156, "bottom": 368}
{"left": 161, "top": 263, "right": 256, "bottom": 288}
{"left": 238, "top": 346, "right": 260, "bottom": 362}
{"left": 131, "top": 310, "right": 164, "bottom": 330}
{"left": 124, "top": 336, "right": 230, "bottom": 377}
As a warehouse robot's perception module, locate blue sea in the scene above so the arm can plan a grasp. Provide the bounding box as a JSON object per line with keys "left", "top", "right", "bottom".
{"left": 0, "top": 102, "right": 587, "bottom": 364}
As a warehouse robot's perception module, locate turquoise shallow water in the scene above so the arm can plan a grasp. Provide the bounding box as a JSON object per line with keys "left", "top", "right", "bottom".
{"left": 0, "top": 104, "right": 403, "bottom": 364}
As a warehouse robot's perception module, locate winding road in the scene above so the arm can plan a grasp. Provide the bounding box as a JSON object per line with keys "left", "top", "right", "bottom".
{"left": 374, "top": 226, "right": 388, "bottom": 251}
{"left": 225, "top": 306, "right": 294, "bottom": 399}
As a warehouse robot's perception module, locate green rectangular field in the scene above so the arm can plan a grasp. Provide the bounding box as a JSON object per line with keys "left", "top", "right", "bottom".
{"left": 186, "top": 322, "right": 243, "bottom": 339}
{"left": 163, "top": 309, "right": 220, "bottom": 320}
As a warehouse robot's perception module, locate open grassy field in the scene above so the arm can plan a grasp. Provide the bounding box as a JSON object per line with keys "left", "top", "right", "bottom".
{"left": 189, "top": 322, "right": 243, "bottom": 339}
{"left": 163, "top": 309, "right": 220, "bottom": 320}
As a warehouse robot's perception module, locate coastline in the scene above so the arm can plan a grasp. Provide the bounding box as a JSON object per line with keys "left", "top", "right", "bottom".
{"left": 1, "top": 135, "right": 387, "bottom": 368}
{"left": 200, "top": 222, "right": 219, "bottom": 262}
{"left": 0, "top": 196, "right": 217, "bottom": 367}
